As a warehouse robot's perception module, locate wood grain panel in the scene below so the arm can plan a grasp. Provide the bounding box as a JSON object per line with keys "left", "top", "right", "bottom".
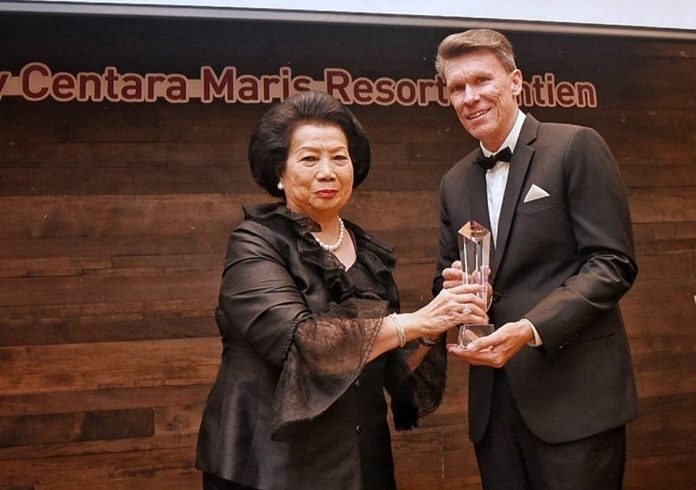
{"left": 0, "top": 269, "right": 218, "bottom": 307}
{"left": 0, "top": 338, "right": 220, "bottom": 396}
{"left": 0, "top": 448, "right": 197, "bottom": 490}
{"left": 392, "top": 431, "right": 446, "bottom": 490}
{"left": 628, "top": 393, "right": 696, "bottom": 459}
{"left": 0, "top": 141, "right": 246, "bottom": 165}
{"left": 629, "top": 187, "right": 696, "bottom": 223}
{"left": 0, "top": 409, "right": 153, "bottom": 447}
{"left": 0, "top": 316, "right": 218, "bottom": 347}
{"left": 622, "top": 163, "right": 696, "bottom": 188}
{"left": 0, "top": 235, "right": 226, "bottom": 264}
{"left": 0, "top": 433, "right": 198, "bottom": 462}
{"left": 0, "top": 166, "right": 256, "bottom": 196}
{"left": 0, "top": 10, "right": 694, "bottom": 490}
{"left": 0, "top": 385, "right": 212, "bottom": 418}
{"left": 624, "top": 453, "right": 696, "bottom": 490}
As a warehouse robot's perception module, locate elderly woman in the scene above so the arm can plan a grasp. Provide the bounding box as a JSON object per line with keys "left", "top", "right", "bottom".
{"left": 196, "top": 91, "right": 487, "bottom": 490}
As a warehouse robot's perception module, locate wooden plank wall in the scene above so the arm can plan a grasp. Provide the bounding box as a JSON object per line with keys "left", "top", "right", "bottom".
{"left": 1, "top": 13, "right": 695, "bottom": 489}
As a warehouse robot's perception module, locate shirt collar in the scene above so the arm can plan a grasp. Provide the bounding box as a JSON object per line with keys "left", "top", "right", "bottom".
{"left": 480, "top": 110, "right": 526, "bottom": 157}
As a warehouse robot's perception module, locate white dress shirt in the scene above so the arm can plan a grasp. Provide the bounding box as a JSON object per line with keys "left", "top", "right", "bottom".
{"left": 482, "top": 110, "right": 527, "bottom": 247}
{"left": 480, "top": 110, "right": 543, "bottom": 346}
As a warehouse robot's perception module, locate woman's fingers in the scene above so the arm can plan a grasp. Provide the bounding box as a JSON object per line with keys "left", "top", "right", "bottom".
{"left": 443, "top": 267, "right": 462, "bottom": 280}
{"left": 423, "top": 284, "right": 490, "bottom": 332}
{"left": 442, "top": 286, "right": 489, "bottom": 323}
{"left": 466, "top": 311, "right": 489, "bottom": 324}
{"left": 447, "top": 282, "right": 486, "bottom": 294}
{"left": 445, "top": 286, "right": 487, "bottom": 308}
{"left": 442, "top": 262, "right": 463, "bottom": 287}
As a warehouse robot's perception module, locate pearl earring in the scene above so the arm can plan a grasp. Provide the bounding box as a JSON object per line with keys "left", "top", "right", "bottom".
{"left": 277, "top": 181, "right": 284, "bottom": 190}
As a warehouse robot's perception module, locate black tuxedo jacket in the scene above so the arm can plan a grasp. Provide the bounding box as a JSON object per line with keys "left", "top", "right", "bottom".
{"left": 434, "top": 114, "right": 639, "bottom": 444}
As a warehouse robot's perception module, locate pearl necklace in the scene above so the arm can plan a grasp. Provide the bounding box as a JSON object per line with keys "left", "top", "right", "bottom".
{"left": 313, "top": 217, "right": 345, "bottom": 252}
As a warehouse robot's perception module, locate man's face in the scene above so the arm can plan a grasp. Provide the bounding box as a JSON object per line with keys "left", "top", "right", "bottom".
{"left": 442, "top": 48, "right": 523, "bottom": 151}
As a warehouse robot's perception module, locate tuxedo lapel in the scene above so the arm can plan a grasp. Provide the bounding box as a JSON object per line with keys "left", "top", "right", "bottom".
{"left": 490, "top": 115, "right": 539, "bottom": 283}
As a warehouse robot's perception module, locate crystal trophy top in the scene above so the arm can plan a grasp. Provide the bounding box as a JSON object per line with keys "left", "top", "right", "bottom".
{"left": 457, "top": 220, "right": 494, "bottom": 346}
{"left": 458, "top": 220, "right": 492, "bottom": 306}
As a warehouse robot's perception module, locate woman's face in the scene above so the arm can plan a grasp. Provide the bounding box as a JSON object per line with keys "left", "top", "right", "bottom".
{"left": 280, "top": 122, "right": 354, "bottom": 222}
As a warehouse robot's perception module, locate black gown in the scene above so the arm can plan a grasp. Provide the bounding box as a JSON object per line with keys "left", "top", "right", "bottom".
{"left": 196, "top": 203, "right": 447, "bottom": 490}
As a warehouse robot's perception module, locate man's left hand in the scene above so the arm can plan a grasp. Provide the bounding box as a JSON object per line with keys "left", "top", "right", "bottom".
{"left": 447, "top": 320, "right": 535, "bottom": 368}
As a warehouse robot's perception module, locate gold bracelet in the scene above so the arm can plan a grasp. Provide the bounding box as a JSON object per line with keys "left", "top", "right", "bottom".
{"left": 390, "top": 313, "right": 406, "bottom": 348}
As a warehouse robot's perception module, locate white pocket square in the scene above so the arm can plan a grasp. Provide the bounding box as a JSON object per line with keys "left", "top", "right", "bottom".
{"left": 524, "top": 184, "right": 550, "bottom": 203}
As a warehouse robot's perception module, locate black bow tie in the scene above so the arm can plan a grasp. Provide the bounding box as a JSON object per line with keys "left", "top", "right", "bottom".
{"left": 473, "top": 147, "right": 512, "bottom": 170}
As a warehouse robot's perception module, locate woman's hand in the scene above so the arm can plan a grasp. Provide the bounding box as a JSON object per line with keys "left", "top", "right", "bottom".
{"left": 405, "top": 283, "right": 488, "bottom": 339}
{"left": 371, "top": 261, "right": 490, "bottom": 364}
{"left": 442, "top": 260, "right": 493, "bottom": 308}
{"left": 442, "top": 260, "right": 465, "bottom": 290}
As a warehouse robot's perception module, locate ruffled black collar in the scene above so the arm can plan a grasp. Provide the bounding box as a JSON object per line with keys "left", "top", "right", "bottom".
{"left": 244, "top": 201, "right": 321, "bottom": 232}
{"left": 243, "top": 202, "right": 397, "bottom": 303}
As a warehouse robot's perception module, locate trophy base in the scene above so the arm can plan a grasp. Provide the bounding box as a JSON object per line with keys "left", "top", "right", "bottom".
{"left": 458, "top": 323, "right": 495, "bottom": 347}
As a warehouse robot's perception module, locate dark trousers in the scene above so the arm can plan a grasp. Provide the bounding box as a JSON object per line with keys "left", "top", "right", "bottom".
{"left": 202, "top": 473, "right": 258, "bottom": 490}
{"left": 474, "top": 370, "right": 626, "bottom": 490}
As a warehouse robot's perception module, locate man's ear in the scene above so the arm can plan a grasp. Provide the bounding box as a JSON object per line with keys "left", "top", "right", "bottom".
{"left": 511, "top": 69, "right": 523, "bottom": 97}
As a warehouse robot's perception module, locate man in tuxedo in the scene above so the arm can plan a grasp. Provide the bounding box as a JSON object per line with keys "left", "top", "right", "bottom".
{"left": 433, "top": 29, "right": 638, "bottom": 489}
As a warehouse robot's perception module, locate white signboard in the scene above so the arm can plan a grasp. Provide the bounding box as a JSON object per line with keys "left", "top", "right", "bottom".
{"left": 11, "top": 0, "right": 696, "bottom": 32}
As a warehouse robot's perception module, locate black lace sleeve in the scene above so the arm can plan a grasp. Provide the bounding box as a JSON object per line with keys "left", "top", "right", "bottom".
{"left": 272, "top": 299, "right": 448, "bottom": 435}
{"left": 272, "top": 298, "right": 388, "bottom": 435}
{"left": 385, "top": 338, "right": 448, "bottom": 430}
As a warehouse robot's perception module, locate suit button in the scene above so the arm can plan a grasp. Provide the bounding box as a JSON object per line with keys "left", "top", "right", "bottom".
{"left": 355, "top": 425, "right": 361, "bottom": 433}
{"left": 492, "top": 292, "right": 501, "bottom": 303}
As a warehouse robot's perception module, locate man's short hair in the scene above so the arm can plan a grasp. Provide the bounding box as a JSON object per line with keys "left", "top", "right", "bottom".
{"left": 435, "top": 29, "right": 517, "bottom": 75}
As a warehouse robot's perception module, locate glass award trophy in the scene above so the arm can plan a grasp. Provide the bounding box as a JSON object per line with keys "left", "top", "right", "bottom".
{"left": 458, "top": 220, "right": 494, "bottom": 347}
